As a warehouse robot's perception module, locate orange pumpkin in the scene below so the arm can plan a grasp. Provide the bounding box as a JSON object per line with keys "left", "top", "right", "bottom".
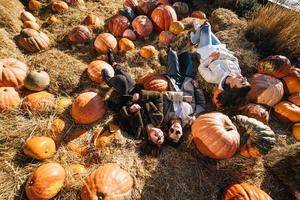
{"left": 20, "top": 11, "right": 36, "bottom": 23}
{"left": 83, "top": 14, "right": 103, "bottom": 29}
{"left": 51, "top": 1, "right": 69, "bottom": 12}
{"left": 18, "top": 28, "right": 50, "bottom": 53}
{"left": 108, "top": 14, "right": 130, "bottom": 37}
{"left": 87, "top": 60, "right": 114, "bottom": 85}
{"left": 172, "top": 2, "right": 189, "bottom": 17}
{"left": 239, "top": 103, "right": 269, "bottom": 124}
{"left": 81, "top": 163, "right": 133, "bottom": 200}
{"left": 71, "top": 91, "right": 106, "bottom": 124}
{"left": 68, "top": 25, "right": 91, "bottom": 44}
{"left": 93, "top": 122, "right": 122, "bottom": 149}
{"left": 139, "top": 74, "right": 169, "bottom": 92}
{"left": 122, "top": 29, "right": 137, "bottom": 41}
{"left": 119, "top": 38, "right": 135, "bottom": 52}
{"left": 137, "top": 0, "right": 157, "bottom": 16}
{"left": 94, "top": 33, "right": 118, "bottom": 54}
{"left": 151, "top": 5, "right": 177, "bottom": 32}
{"left": 65, "top": 129, "right": 90, "bottom": 156}
{"left": 23, "top": 21, "right": 40, "bottom": 30}
{"left": 29, "top": 0, "right": 42, "bottom": 11}
{"left": 0, "top": 87, "right": 20, "bottom": 111}
{"left": 212, "top": 88, "right": 222, "bottom": 108}
{"left": 23, "top": 136, "right": 56, "bottom": 160}
{"left": 191, "top": 11, "right": 207, "bottom": 19}
{"left": 26, "top": 162, "right": 66, "bottom": 200}
{"left": 139, "top": 45, "right": 157, "bottom": 59}
{"left": 191, "top": 112, "right": 240, "bottom": 159}
{"left": 257, "top": 55, "right": 291, "bottom": 78}
{"left": 169, "top": 21, "right": 184, "bottom": 34}
{"left": 50, "top": 118, "right": 69, "bottom": 142}
{"left": 123, "top": 0, "right": 138, "bottom": 10}
{"left": 282, "top": 69, "right": 300, "bottom": 94}
{"left": 0, "top": 58, "right": 28, "bottom": 87}
{"left": 223, "top": 182, "right": 272, "bottom": 200}
{"left": 132, "top": 15, "right": 153, "bottom": 38}
{"left": 159, "top": 31, "right": 175, "bottom": 46}
{"left": 247, "top": 73, "right": 284, "bottom": 107}
{"left": 288, "top": 92, "right": 300, "bottom": 106}
{"left": 274, "top": 101, "right": 300, "bottom": 123}
{"left": 292, "top": 123, "right": 300, "bottom": 141}
{"left": 22, "top": 91, "right": 55, "bottom": 112}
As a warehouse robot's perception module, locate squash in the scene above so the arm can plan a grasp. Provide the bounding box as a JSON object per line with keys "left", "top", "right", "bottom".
{"left": 65, "top": 129, "right": 90, "bottom": 156}
{"left": 23, "top": 21, "right": 40, "bottom": 30}
{"left": 191, "top": 11, "right": 207, "bottom": 19}
{"left": 132, "top": 15, "right": 153, "bottom": 38}
{"left": 239, "top": 103, "right": 269, "bottom": 124}
{"left": 257, "top": 55, "right": 291, "bottom": 78}
{"left": 282, "top": 69, "right": 300, "bottom": 94}
{"left": 232, "top": 115, "right": 276, "bottom": 158}
{"left": 87, "top": 60, "right": 114, "bottom": 86}
{"left": 223, "top": 182, "right": 272, "bottom": 200}
{"left": 93, "top": 122, "right": 122, "bottom": 149}
{"left": 169, "top": 21, "right": 185, "bottom": 34}
{"left": 23, "top": 136, "right": 56, "bottom": 160}
{"left": 0, "top": 58, "right": 28, "bottom": 87}
{"left": 81, "top": 163, "right": 133, "bottom": 200}
{"left": 138, "top": 74, "right": 169, "bottom": 92}
{"left": 20, "top": 11, "right": 36, "bottom": 23}
{"left": 122, "top": 29, "right": 137, "bottom": 41}
{"left": 24, "top": 70, "right": 50, "bottom": 91}
{"left": 26, "top": 162, "right": 65, "bottom": 200}
{"left": 94, "top": 33, "right": 117, "bottom": 54}
{"left": 139, "top": 45, "right": 157, "bottom": 59}
{"left": 247, "top": 73, "right": 284, "bottom": 107}
{"left": 191, "top": 112, "right": 240, "bottom": 159}
{"left": 22, "top": 91, "right": 55, "bottom": 112}
{"left": 137, "top": 0, "right": 157, "bottom": 16}
{"left": 292, "top": 123, "right": 300, "bottom": 141}
{"left": 108, "top": 14, "right": 130, "bottom": 37}
{"left": 68, "top": 25, "right": 91, "bottom": 44}
{"left": 51, "top": 1, "right": 69, "bottom": 12}
{"left": 172, "top": 2, "right": 189, "bottom": 17}
{"left": 0, "top": 87, "right": 20, "bottom": 112}
{"left": 83, "top": 14, "right": 103, "bottom": 29}
{"left": 123, "top": 0, "right": 138, "bottom": 10}
{"left": 46, "top": 16, "right": 59, "bottom": 25}
{"left": 29, "top": 0, "right": 42, "bottom": 12}
{"left": 119, "top": 7, "right": 136, "bottom": 22}
{"left": 18, "top": 28, "right": 50, "bottom": 53}
{"left": 288, "top": 92, "right": 300, "bottom": 106}
{"left": 151, "top": 5, "right": 177, "bottom": 32}
{"left": 119, "top": 38, "right": 135, "bottom": 52}
{"left": 71, "top": 91, "right": 106, "bottom": 124}
{"left": 274, "top": 101, "right": 300, "bottom": 123}
{"left": 50, "top": 118, "right": 69, "bottom": 142}
{"left": 159, "top": 31, "right": 175, "bottom": 46}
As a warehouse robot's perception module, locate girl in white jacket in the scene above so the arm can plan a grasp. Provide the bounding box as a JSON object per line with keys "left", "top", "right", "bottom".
{"left": 191, "top": 21, "right": 251, "bottom": 107}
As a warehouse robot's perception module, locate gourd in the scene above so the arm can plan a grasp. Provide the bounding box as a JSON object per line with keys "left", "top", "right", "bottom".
{"left": 139, "top": 45, "right": 157, "bottom": 59}
{"left": 23, "top": 136, "right": 56, "bottom": 160}
{"left": 274, "top": 101, "right": 300, "bottom": 123}
{"left": 257, "top": 55, "right": 291, "bottom": 78}
{"left": 24, "top": 70, "right": 50, "bottom": 91}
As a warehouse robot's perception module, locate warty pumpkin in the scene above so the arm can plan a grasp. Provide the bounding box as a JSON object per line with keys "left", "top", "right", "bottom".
{"left": 137, "top": 0, "right": 157, "bottom": 16}
{"left": 132, "top": 15, "right": 154, "bottom": 38}
{"left": 26, "top": 162, "right": 66, "bottom": 200}
{"left": 18, "top": 28, "right": 50, "bottom": 53}
{"left": 68, "top": 25, "right": 91, "bottom": 44}
{"left": 94, "top": 33, "right": 118, "bottom": 54}
{"left": 71, "top": 91, "right": 106, "bottom": 124}
{"left": 191, "top": 112, "right": 240, "bottom": 159}
{"left": 83, "top": 14, "right": 103, "bottom": 29}
{"left": 151, "top": 5, "right": 177, "bottom": 32}
{"left": 81, "top": 163, "right": 134, "bottom": 200}
{"left": 24, "top": 70, "right": 50, "bottom": 91}
{"left": 239, "top": 103, "right": 269, "bottom": 124}
{"left": 139, "top": 45, "right": 157, "bottom": 59}
{"left": 288, "top": 92, "right": 300, "bottom": 106}
{"left": 29, "top": 0, "right": 42, "bottom": 12}
{"left": 23, "top": 21, "right": 40, "bottom": 30}
{"left": 123, "top": 29, "right": 137, "bottom": 41}
{"left": 119, "top": 7, "right": 136, "bottom": 22}
{"left": 191, "top": 11, "right": 207, "bottom": 19}
{"left": 292, "top": 123, "right": 300, "bottom": 141}
{"left": 282, "top": 69, "right": 300, "bottom": 94}
{"left": 138, "top": 74, "right": 169, "bottom": 92}
{"left": 22, "top": 91, "right": 55, "bottom": 112}
{"left": 247, "top": 73, "right": 284, "bottom": 107}
{"left": 172, "top": 2, "right": 189, "bottom": 17}
{"left": 23, "top": 136, "right": 56, "bottom": 160}
{"left": 108, "top": 14, "right": 130, "bottom": 37}
{"left": 50, "top": 118, "right": 69, "bottom": 142}
{"left": 257, "top": 55, "right": 291, "bottom": 78}
{"left": 20, "top": 11, "right": 36, "bottom": 23}
{"left": 51, "top": 1, "right": 69, "bottom": 12}
{"left": 232, "top": 115, "right": 276, "bottom": 158}
{"left": 159, "top": 31, "right": 175, "bottom": 46}
{"left": 87, "top": 60, "right": 114, "bottom": 86}
{"left": 223, "top": 182, "right": 272, "bottom": 200}
{"left": 0, "top": 87, "right": 20, "bottom": 111}
{"left": 274, "top": 101, "right": 300, "bottom": 123}
{"left": 65, "top": 129, "right": 90, "bottom": 156}
{"left": 169, "top": 21, "right": 185, "bottom": 34}
{"left": 0, "top": 58, "right": 28, "bottom": 87}
{"left": 119, "top": 38, "right": 135, "bottom": 52}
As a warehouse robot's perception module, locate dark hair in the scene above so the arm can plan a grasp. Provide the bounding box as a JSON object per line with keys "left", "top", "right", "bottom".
{"left": 140, "top": 139, "right": 161, "bottom": 157}
{"left": 217, "top": 84, "right": 251, "bottom": 108}
{"left": 165, "top": 135, "right": 184, "bottom": 148}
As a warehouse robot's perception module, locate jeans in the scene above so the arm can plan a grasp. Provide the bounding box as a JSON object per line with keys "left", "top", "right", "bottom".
{"left": 197, "top": 23, "right": 221, "bottom": 48}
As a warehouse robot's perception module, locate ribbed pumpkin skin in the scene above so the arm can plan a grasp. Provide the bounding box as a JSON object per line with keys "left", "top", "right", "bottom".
{"left": 191, "top": 112, "right": 240, "bottom": 159}
{"left": 68, "top": 25, "right": 91, "bottom": 44}
{"left": 159, "top": 31, "right": 175, "bottom": 46}
{"left": 71, "top": 92, "right": 106, "bottom": 124}
{"left": 139, "top": 45, "right": 156, "bottom": 59}
{"left": 274, "top": 101, "right": 300, "bottom": 123}
{"left": 191, "top": 11, "right": 207, "bottom": 19}
{"left": 119, "top": 38, "right": 135, "bottom": 52}
{"left": 151, "top": 5, "right": 177, "bottom": 32}
{"left": 0, "top": 87, "right": 20, "bottom": 111}
{"left": 51, "top": 1, "right": 69, "bottom": 12}
{"left": 247, "top": 73, "right": 284, "bottom": 107}
{"left": 24, "top": 70, "right": 50, "bottom": 91}
{"left": 65, "top": 129, "right": 89, "bottom": 156}
{"left": 18, "top": 28, "right": 50, "bottom": 53}
{"left": 22, "top": 91, "right": 55, "bottom": 112}
{"left": 23, "top": 21, "right": 40, "bottom": 30}
{"left": 288, "top": 92, "right": 300, "bottom": 106}
{"left": 108, "top": 15, "right": 130, "bottom": 37}
{"left": 0, "top": 58, "right": 28, "bottom": 87}
{"left": 232, "top": 115, "right": 275, "bottom": 158}
{"left": 26, "top": 162, "right": 66, "bottom": 200}
{"left": 23, "top": 136, "right": 56, "bottom": 160}
{"left": 124, "top": 0, "right": 138, "bottom": 9}
{"left": 132, "top": 15, "right": 153, "bottom": 37}
{"left": 94, "top": 33, "right": 118, "bottom": 54}
{"left": 139, "top": 74, "right": 169, "bottom": 92}
{"left": 282, "top": 70, "right": 300, "bottom": 94}
{"left": 239, "top": 103, "right": 269, "bottom": 124}
{"left": 223, "top": 182, "right": 272, "bottom": 200}
{"left": 87, "top": 60, "right": 114, "bottom": 85}
{"left": 20, "top": 11, "right": 36, "bottom": 22}
{"left": 257, "top": 55, "right": 291, "bottom": 78}
{"left": 81, "top": 163, "right": 133, "bottom": 200}
{"left": 137, "top": 0, "right": 157, "bottom": 16}
{"left": 83, "top": 15, "right": 102, "bottom": 29}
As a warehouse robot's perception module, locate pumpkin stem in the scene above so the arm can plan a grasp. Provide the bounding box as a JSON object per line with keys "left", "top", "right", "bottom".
{"left": 97, "top": 192, "right": 104, "bottom": 200}
{"left": 3, "top": 89, "right": 7, "bottom": 92}
{"left": 28, "top": 179, "right": 35, "bottom": 186}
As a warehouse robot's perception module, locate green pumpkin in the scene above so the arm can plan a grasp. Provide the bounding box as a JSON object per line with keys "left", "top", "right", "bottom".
{"left": 24, "top": 70, "right": 50, "bottom": 91}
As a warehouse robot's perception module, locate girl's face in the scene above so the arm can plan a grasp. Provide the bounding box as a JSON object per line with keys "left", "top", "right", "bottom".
{"left": 168, "top": 122, "right": 183, "bottom": 143}
{"left": 227, "top": 74, "right": 250, "bottom": 88}
{"left": 148, "top": 128, "right": 164, "bottom": 145}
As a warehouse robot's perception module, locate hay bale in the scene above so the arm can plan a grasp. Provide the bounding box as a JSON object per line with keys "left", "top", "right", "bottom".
{"left": 0, "top": 29, "right": 25, "bottom": 61}
{"left": 0, "top": 0, "right": 23, "bottom": 34}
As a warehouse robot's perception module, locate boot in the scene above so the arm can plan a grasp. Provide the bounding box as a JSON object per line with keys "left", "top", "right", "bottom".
{"left": 107, "top": 48, "right": 115, "bottom": 65}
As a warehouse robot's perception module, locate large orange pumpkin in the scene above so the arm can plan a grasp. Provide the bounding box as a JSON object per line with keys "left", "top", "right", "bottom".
{"left": 282, "top": 69, "right": 300, "bottom": 94}
{"left": 119, "top": 38, "right": 135, "bottom": 52}
{"left": 191, "top": 112, "right": 240, "bottom": 159}
{"left": 94, "top": 33, "right": 118, "bottom": 54}
{"left": 132, "top": 15, "right": 154, "bottom": 38}
{"left": 23, "top": 136, "right": 56, "bottom": 160}
{"left": 223, "top": 182, "right": 272, "bottom": 200}
{"left": 71, "top": 91, "right": 106, "bottom": 124}
{"left": 81, "top": 163, "right": 134, "bottom": 200}
{"left": 65, "top": 129, "right": 90, "bottom": 156}
{"left": 247, "top": 73, "right": 284, "bottom": 107}
{"left": 87, "top": 60, "right": 114, "bottom": 86}
{"left": 26, "top": 162, "right": 66, "bottom": 200}
{"left": 0, "top": 58, "right": 28, "bottom": 87}
{"left": 288, "top": 92, "right": 300, "bottom": 106}
{"left": 0, "top": 87, "right": 20, "bottom": 111}
{"left": 274, "top": 101, "right": 300, "bottom": 123}
{"left": 239, "top": 103, "right": 269, "bottom": 124}
{"left": 159, "top": 31, "right": 175, "bottom": 46}
{"left": 22, "top": 91, "right": 55, "bottom": 112}
{"left": 108, "top": 14, "right": 130, "bottom": 37}
{"left": 138, "top": 74, "right": 169, "bottom": 92}
{"left": 137, "top": 0, "right": 157, "bottom": 16}
{"left": 18, "top": 28, "right": 50, "bottom": 53}
{"left": 151, "top": 5, "right": 177, "bottom": 32}
{"left": 257, "top": 55, "right": 291, "bottom": 78}
{"left": 139, "top": 45, "right": 157, "bottom": 59}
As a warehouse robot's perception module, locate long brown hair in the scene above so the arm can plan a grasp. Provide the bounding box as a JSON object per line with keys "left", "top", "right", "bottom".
{"left": 217, "top": 84, "right": 251, "bottom": 108}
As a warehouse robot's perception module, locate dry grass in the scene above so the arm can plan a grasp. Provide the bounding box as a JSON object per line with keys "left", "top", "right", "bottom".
{"left": 0, "top": 0, "right": 24, "bottom": 34}
{"left": 0, "top": 29, "right": 25, "bottom": 61}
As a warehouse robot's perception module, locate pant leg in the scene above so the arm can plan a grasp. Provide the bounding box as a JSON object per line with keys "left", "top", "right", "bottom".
{"left": 181, "top": 77, "right": 195, "bottom": 110}
{"left": 167, "top": 48, "right": 182, "bottom": 87}
{"left": 178, "top": 52, "right": 194, "bottom": 79}
{"left": 114, "top": 64, "right": 137, "bottom": 95}
{"left": 107, "top": 75, "right": 128, "bottom": 95}
{"left": 198, "top": 23, "right": 213, "bottom": 48}
{"left": 211, "top": 32, "right": 222, "bottom": 45}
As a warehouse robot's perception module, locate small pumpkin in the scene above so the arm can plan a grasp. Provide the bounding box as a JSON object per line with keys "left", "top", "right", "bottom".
{"left": 257, "top": 55, "right": 291, "bottom": 78}
{"left": 22, "top": 91, "right": 55, "bottom": 112}
{"left": 46, "top": 16, "right": 59, "bottom": 25}
{"left": 119, "top": 7, "right": 136, "bottom": 22}
{"left": 292, "top": 123, "right": 300, "bottom": 141}
{"left": 139, "top": 45, "right": 157, "bottom": 59}
{"left": 29, "top": 0, "right": 42, "bottom": 11}
{"left": 288, "top": 92, "right": 300, "bottom": 106}
{"left": 132, "top": 15, "right": 153, "bottom": 38}
{"left": 108, "top": 14, "right": 130, "bottom": 37}
{"left": 94, "top": 33, "right": 118, "bottom": 54}
{"left": 51, "top": 1, "right": 69, "bottom": 12}
{"left": 191, "top": 11, "right": 207, "bottom": 19}
{"left": 151, "top": 5, "right": 177, "bottom": 32}
{"left": 93, "top": 122, "right": 122, "bottom": 149}
{"left": 65, "top": 129, "right": 90, "bottom": 156}
{"left": 159, "top": 31, "right": 175, "bottom": 46}
{"left": 247, "top": 73, "right": 284, "bottom": 107}
{"left": 71, "top": 91, "right": 106, "bottom": 124}
{"left": 50, "top": 118, "right": 69, "bottom": 141}
{"left": 119, "top": 38, "right": 135, "bottom": 52}
{"left": 0, "top": 58, "right": 28, "bottom": 87}
{"left": 26, "top": 162, "right": 65, "bottom": 200}
{"left": 192, "top": 112, "right": 240, "bottom": 159}
{"left": 23, "top": 136, "right": 56, "bottom": 160}
{"left": 18, "top": 28, "right": 50, "bottom": 53}
{"left": 123, "top": 0, "right": 138, "bottom": 10}
{"left": 56, "top": 97, "right": 72, "bottom": 113}
{"left": 0, "top": 87, "right": 20, "bottom": 111}
{"left": 137, "top": 0, "right": 157, "bottom": 16}
{"left": 68, "top": 25, "right": 91, "bottom": 44}
{"left": 24, "top": 70, "right": 50, "bottom": 91}
{"left": 223, "top": 182, "right": 272, "bottom": 200}
{"left": 172, "top": 2, "right": 189, "bottom": 17}
{"left": 81, "top": 163, "right": 134, "bottom": 200}
{"left": 169, "top": 21, "right": 184, "bottom": 34}
{"left": 23, "top": 21, "right": 40, "bottom": 30}
{"left": 282, "top": 69, "right": 300, "bottom": 94}
{"left": 274, "top": 101, "right": 300, "bottom": 123}
{"left": 83, "top": 14, "right": 103, "bottom": 29}
{"left": 239, "top": 103, "right": 269, "bottom": 124}
{"left": 138, "top": 74, "right": 169, "bottom": 92}
{"left": 122, "top": 29, "right": 137, "bottom": 41}
{"left": 87, "top": 60, "right": 114, "bottom": 85}
{"left": 20, "top": 11, "right": 36, "bottom": 22}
